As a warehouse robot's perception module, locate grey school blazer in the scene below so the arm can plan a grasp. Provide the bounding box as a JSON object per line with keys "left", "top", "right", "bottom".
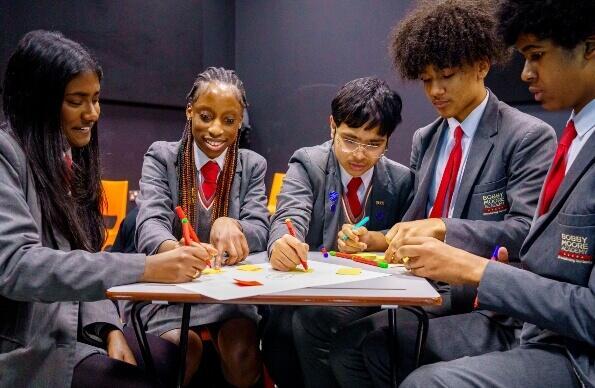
{"left": 268, "top": 140, "right": 414, "bottom": 253}
{"left": 0, "top": 128, "right": 146, "bottom": 387}
{"left": 405, "top": 92, "right": 556, "bottom": 258}
{"left": 478, "top": 132, "right": 595, "bottom": 387}
{"left": 405, "top": 93, "right": 557, "bottom": 310}
{"left": 135, "top": 140, "right": 269, "bottom": 255}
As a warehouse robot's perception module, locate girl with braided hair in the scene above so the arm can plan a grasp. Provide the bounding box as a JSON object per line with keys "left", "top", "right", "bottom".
{"left": 134, "top": 67, "right": 269, "bottom": 386}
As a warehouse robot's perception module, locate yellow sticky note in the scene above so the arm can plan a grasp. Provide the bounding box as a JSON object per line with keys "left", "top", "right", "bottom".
{"left": 290, "top": 268, "right": 314, "bottom": 273}
{"left": 357, "top": 253, "right": 377, "bottom": 261}
{"left": 336, "top": 267, "right": 362, "bottom": 275}
{"left": 202, "top": 268, "right": 224, "bottom": 275}
{"left": 236, "top": 264, "right": 263, "bottom": 272}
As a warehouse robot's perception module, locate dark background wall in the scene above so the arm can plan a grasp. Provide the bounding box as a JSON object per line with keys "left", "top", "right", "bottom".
{"left": 1, "top": 0, "right": 568, "bottom": 210}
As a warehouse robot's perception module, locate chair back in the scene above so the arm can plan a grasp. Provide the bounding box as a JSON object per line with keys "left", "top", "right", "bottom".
{"left": 267, "top": 173, "right": 285, "bottom": 214}
{"left": 101, "top": 180, "right": 129, "bottom": 250}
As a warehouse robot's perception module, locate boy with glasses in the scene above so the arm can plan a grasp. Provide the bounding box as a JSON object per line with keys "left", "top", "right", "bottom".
{"left": 262, "top": 77, "right": 413, "bottom": 388}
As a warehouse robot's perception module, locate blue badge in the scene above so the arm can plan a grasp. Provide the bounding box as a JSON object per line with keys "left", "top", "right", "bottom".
{"left": 329, "top": 191, "right": 339, "bottom": 213}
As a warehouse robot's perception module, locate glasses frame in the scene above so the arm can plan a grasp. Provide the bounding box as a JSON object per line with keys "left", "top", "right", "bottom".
{"left": 334, "top": 134, "right": 388, "bottom": 159}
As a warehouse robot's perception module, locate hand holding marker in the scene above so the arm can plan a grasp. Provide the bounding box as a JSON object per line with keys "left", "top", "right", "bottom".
{"left": 342, "top": 216, "right": 370, "bottom": 241}
{"left": 284, "top": 218, "right": 308, "bottom": 270}
{"left": 175, "top": 206, "right": 211, "bottom": 268}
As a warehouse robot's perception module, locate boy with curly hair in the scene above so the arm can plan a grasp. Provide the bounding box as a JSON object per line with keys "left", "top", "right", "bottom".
{"left": 331, "top": 0, "right": 559, "bottom": 386}
{"left": 337, "top": 0, "right": 595, "bottom": 387}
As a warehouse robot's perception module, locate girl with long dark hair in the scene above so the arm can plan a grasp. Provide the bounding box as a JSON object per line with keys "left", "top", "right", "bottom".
{"left": 0, "top": 30, "right": 212, "bottom": 387}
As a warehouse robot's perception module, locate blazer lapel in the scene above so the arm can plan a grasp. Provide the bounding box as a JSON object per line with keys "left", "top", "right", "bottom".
{"left": 322, "top": 147, "right": 343, "bottom": 248}
{"left": 368, "top": 158, "right": 394, "bottom": 227}
{"left": 523, "top": 133, "right": 595, "bottom": 251}
{"left": 408, "top": 119, "right": 447, "bottom": 220}
{"left": 451, "top": 93, "right": 498, "bottom": 218}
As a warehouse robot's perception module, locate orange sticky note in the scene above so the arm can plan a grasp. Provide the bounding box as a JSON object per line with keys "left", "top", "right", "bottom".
{"left": 233, "top": 279, "right": 263, "bottom": 287}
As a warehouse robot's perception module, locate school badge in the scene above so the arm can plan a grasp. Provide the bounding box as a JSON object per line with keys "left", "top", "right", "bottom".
{"left": 558, "top": 233, "right": 592, "bottom": 264}
{"left": 481, "top": 191, "right": 508, "bottom": 215}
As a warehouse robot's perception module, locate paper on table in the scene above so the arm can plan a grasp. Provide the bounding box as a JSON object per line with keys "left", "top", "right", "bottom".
{"left": 176, "top": 260, "right": 390, "bottom": 300}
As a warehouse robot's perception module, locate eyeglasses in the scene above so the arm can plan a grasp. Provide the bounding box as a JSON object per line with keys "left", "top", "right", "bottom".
{"left": 335, "top": 135, "right": 387, "bottom": 158}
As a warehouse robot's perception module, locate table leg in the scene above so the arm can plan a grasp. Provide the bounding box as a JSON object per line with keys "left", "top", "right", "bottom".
{"left": 131, "top": 301, "right": 160, "bottom": 386}
{"left": 402, "top": 306, "right": 429, "bottom": 368}
{"left": 177, "top": 303, "right": 191, "bottom": 388}
{"left": 388, "top": 307, "right": 398, "bottom": 388}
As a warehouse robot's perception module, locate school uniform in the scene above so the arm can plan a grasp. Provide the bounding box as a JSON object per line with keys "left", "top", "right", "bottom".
{"left": 0, "top": 127, "right": 148, "bottom": 387}
{"left": 330, "top": 91, "right": 557, "bottom": 387}
{"left": 406, "top": 90, "right": 557, "bottom": 313}
{"left": 399, "top": 98, "right": 595, "bottom": 388}
{"left": 349, "top": 99, "right": 595, "bottom": 388}
{"left": 262, "top": 140, "right": 414, "bottom": 388}
{"left": 131, "top": 140, "right": 269, "bottom": 335}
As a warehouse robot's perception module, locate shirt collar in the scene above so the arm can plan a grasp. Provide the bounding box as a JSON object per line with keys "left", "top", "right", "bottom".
{"left": 569, "top": 98, "right": 595, "bottom": 138}
{"left": 446, "top": 89, "right": 489, "bottom": 138}
{"left": 338, "top": 162, "right": 374, "bottom": 193}
{"left": 193, "top": 141, "right": 227, "bottom": 172}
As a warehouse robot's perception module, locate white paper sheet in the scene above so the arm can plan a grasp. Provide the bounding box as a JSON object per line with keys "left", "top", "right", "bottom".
{"left": 175, "top": 259, "right": 391, "bottom": 300}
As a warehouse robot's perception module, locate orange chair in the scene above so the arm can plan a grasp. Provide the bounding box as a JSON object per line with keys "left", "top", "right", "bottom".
{"left": 101, "top": 180, "right": 129, "bottom": 250}
{"left": 267, "top": 173, "right": 286, "bottom": 214}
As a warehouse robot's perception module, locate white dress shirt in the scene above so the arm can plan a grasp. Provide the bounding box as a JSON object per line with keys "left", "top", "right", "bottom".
{"left": 193, "top": 142, "right": 227, "bottom": 184}
{"left": 566, "top": 98, "right": 595, "bottom": 173}
{"left": 427, "top": 90, "right": 490, "bottom": 217}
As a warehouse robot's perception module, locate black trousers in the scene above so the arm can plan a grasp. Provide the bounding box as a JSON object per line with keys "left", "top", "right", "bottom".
{"left": 72, "top": 326, "right": 178, "bottom": 388}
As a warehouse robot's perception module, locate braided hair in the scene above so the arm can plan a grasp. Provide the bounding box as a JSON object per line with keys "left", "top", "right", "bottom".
{"left": 177, "top": 67, "right": 247, "bottom": 227}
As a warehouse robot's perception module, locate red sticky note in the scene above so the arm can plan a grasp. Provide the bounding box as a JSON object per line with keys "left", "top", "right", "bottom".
{"left": 233, "top": 279, "right": 263, "bottom": 287}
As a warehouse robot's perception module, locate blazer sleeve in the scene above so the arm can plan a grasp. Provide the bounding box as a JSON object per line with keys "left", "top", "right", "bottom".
{"left": 79, "top": 300, "right": 123, "bottom": 347}
{"left": 478, "top": 261, "right": 595, "bottom": 346}
{"left": 0, "top": 135, "right": 146, "bottom": 302}
{"left": 237, "top": 155, "right": 270, "bottom": 252}
{"left": 135, "top": 143, "right": 178, "bottom": 255}
{"left": 267, "top": 150, "right": 314, "bottom": 255}
{"left": 410, "top": 129, "right": 423, "bottom": 173}
{"left": 443, "top": 125, "right": 557, "bottom": 259}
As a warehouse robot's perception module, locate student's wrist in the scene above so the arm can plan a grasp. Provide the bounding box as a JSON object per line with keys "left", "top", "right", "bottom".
{"left": 363, "top": 231, "right": 389, "bottom": 251}
{"left": 157, "top": 239, "right": 180, "bottom": 253}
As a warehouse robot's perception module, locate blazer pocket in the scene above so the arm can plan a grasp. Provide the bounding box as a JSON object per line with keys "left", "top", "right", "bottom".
{"left": 471, "top": 176, "right": 507, "bottom": 194}
{"left": 556, "top": 212, "right": 595, "bottom": 265}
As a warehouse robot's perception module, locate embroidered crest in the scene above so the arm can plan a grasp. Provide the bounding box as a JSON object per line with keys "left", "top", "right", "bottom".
{"left": 375, "top": 200, "right": 384, "bottom": 206}
{"left": 481, "top": 192, "right": 508, "bottom": 215}
{"left": 558, "top": 233, "right": 592, "bottom": 264}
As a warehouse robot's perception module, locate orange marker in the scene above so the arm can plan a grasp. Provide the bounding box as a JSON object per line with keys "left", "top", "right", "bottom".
{"left": 284, "top": 218, "right": 308, "bottom": 270}
{"left": 175, "top": 206, "right": 210, "bottom": 267}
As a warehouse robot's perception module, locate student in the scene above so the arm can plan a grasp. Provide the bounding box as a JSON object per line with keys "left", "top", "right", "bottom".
{"left": 360, "top": 0, "right": 595, "bottom": 386}
{"left": 0, "top": 30, "right": 210, "bottom": 388}
{"left": 330, "top": 0, "right": 559, "bottom": 385}
{"left": 263, "top": 77, "right": 413, "bottom": 388}
{"left": 133, "top": 67, "right": 269, "bottom": 387}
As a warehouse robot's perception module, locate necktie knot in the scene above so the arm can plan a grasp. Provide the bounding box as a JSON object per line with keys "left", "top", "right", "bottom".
{"left": 559, "top": 120, "right": 577, "bottom": 147}
{"left": 201, "top": 161, "right": 219, "bottom": 183}
{"left": 347, "top": 177, "right": 362, "bottom": 192}
{"left": 454, "top": 125, "right": 464, "bottom": 142}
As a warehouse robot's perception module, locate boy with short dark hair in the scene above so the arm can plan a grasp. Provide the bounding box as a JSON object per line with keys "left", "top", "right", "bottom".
{"left": 263, "top": 77, "right": 413, "bottom": 388}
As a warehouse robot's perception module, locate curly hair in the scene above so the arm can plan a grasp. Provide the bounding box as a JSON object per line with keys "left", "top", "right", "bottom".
{"left": 389, "top": 0, "right": 506, "bottom": 80}
{"left": 497, "top": 0, "right": 595, "bottom": 49}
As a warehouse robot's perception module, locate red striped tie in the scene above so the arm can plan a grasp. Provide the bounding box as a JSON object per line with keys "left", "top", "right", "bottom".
{"left": 538, "top": 120, "right": 577, "bottom": 215}
{"left": 430, "top": 126, "right": 464, "bottom": 218}
{"left": 346, "top": 177, "right": 363, "bottom": 218}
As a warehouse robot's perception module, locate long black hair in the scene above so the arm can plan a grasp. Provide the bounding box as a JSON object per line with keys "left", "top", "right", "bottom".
{"left": 2, "top": 30, "right": 105, "bottom": 251}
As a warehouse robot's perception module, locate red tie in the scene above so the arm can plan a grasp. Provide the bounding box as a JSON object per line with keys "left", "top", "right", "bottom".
{"left": 538, "top": 120, "right": 577, "bottom": 215}
{"left": 430, "top": 126, "right": 464, "bottom": 218}
{"left": 201, "top": 161, "right": 220, "bottom": 201}
{"left": 346, "top": 177, "right": 363, "bottom": 218}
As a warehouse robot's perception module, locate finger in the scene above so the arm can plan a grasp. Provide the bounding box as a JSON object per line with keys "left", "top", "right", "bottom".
{"left": 226, "top": 239, "right": 241, "bottom": 266}
{"left": 277, "top": 252, "right": 296, "bottom": 271}
{"left": 497, "top": 246, "right": 509, "bottom": 264}
{"left": 385, "top": 223, "right": 400, "bottom": 242}
{"left": 239, "top": 234, "right": 250, "bottom": 261}
{"left": 342, "top": 226, "right": 359, "bottom": 242}
{"left": 338, "top": 239, "right": 358, "bottom": 253}
{"left": 396, "top": 244, "right": 425, "bottom": 261}
{"left": 384, "top": 239, "right": 399, "bottom": 263}
{"left": 273, "top": 240, "right": 299, "bottom": 268}
{"left": 214, "top": 241, "right": 227, "bottom": 269}
{"left": 353, "top": 226, "right": 368, "bottom": 236}
{"left": 400, "top": 236, "right": 436, "bottom": 247}
{"left": 344, "top": 235, "right": 365, "bottom": 249}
